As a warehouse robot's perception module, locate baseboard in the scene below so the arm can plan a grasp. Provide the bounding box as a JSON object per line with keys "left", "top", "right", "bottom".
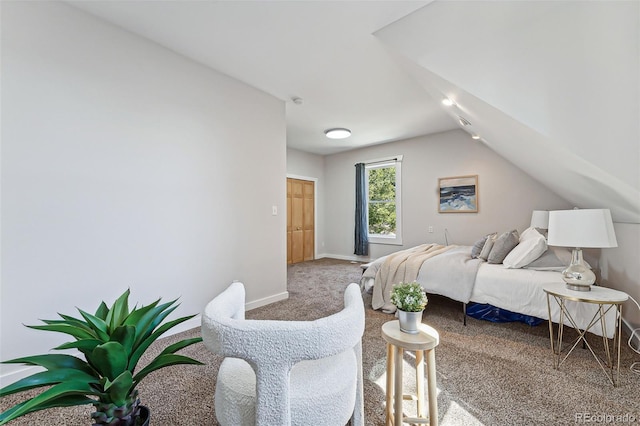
{"left": 316, "top": 253, "right": 371, "bottom": 263}
{"left": 622, "top": 318, "right": 640, "bottom": 352}
{"left": 0, "top": 293, "right": 289, "bottom": 387}
{"left": 0, "top": 365, "right": 46, "bottom": 387}
{"left": 0, "top": 314, "right": 203, "bottom": 387}
{"left": 245, "top": 291, "right": 289, "bottom": 311}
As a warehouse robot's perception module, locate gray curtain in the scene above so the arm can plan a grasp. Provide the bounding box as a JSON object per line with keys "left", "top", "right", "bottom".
{"left": 354, "top": 163, "right": 369, "bottom": 256}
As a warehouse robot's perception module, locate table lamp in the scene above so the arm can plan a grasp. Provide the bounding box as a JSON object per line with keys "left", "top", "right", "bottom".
{"left": 530, "top": 210, "right": 549, "bottom": 229}
{"left": 547, "top": 209, "right": 617, "bottom": 291}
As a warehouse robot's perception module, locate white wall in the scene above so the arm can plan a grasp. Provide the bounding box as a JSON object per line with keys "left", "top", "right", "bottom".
{"left": 1, "top": 1, "right": 287, "bottom": 382}
{"left": 323, "top": 129, "right": 572, "bottom": 260}
{"left": 601, "top": 224, "right": 640, "bottom": 337}
{"left": 286, "top": 148, "right": 326, "bottom": 258}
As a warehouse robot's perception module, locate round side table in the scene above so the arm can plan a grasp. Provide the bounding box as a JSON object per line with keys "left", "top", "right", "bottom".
{"left": 543, "top": 282, "right": 628, "bottom": 386}
{"left": 381, "top": 320, "right": 439, "bottom": 426}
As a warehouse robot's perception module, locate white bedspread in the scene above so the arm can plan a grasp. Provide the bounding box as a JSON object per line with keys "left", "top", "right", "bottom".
{"left": 361, "top": 245, "right": 618, "bottom": 338}
{"left": 472, "top": 263, "right": 617, "bottom": 338}
{"left": 363, "top": 245, "right": 482, "bottom": 313}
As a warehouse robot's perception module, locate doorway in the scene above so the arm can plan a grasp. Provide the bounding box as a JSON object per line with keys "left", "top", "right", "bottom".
{"left": 287, "top": 178, "right": 315, "bottom": 264}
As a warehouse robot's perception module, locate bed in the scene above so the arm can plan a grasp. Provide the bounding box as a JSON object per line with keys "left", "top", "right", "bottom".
{"left": 360, "top": 228, "right": 618, "bottom": 338}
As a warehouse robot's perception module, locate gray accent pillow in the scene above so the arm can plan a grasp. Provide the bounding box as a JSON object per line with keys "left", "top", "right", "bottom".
{"left": 523, "top": 246, "right": 590, "bottom": 271}
{"left": 471, "top": 234, "right": 490, "bottom": 259}
{"left": 523, "top": 248, "right": 566, "bottom": 271}
{"left": 487, "top": 229, "right": 519, "bottom": 264}
{"left": 478, "top": 233, "right": 498, "bottom": 261}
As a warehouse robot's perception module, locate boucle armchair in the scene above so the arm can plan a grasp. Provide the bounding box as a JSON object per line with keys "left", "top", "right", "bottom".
{"left": 201, "top": 281, "right": 365, "bottom": 426}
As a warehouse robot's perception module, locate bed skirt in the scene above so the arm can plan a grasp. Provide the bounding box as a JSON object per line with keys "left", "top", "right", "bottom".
{"left": 465, "top": 303, "right": 544, "bottom": 326}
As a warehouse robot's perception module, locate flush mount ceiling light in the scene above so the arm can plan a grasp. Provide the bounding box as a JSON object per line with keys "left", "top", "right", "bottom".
{"left": 324, "top": 128, "right": 351, "bottom": 139}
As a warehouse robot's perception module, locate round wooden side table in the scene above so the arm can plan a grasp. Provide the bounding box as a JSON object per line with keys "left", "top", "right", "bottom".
{"left": 381, "top": 320, "right": 439, "bottom": 426}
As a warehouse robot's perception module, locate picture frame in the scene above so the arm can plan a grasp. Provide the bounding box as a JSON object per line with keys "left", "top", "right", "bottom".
{"left": 438, "top": 175, "right": 478, "bottom": 213}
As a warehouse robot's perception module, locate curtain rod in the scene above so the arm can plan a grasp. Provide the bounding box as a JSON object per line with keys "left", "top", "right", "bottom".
{"left": 354, "top": 154, "right": 403, "bottom": 167}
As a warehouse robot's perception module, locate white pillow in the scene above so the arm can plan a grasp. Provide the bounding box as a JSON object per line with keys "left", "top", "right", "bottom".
{"left": 520, "top": 227, "right": 543, "bottom": 241}
{"left": 503, "top": 231, "right": 547, "bottom": 268}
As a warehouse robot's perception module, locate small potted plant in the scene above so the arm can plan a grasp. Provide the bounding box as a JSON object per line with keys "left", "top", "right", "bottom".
{"left": 390, "top": 281, "right": 428, "bottom": 334}
{"left": 0, "top": 289, "right": 203, "bottom": 425}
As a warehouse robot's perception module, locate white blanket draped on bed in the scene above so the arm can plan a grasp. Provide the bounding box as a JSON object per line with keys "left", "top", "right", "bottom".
{"left": 363, "top": 244, "right": 483, "bottom": 313}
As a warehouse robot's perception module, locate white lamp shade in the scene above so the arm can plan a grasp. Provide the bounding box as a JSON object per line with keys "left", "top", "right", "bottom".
{"left": 530, "top": 210, "right": 549, "bottom": 229}
{"left": 547, "top": 209, "right": 618, "bottom": 248}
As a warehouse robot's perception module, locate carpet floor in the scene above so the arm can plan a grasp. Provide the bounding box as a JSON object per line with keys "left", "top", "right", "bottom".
{"left": 2, "top": 258, "right": 639, "bottom": 425}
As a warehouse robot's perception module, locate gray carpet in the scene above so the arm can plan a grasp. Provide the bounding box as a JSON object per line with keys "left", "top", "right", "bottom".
{"left": 2, "top": 258, "right": 639, "bottom": 425}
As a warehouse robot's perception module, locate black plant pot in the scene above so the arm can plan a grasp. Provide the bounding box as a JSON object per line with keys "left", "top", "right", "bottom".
{"left": 137, "top": 406, "right": 150, "bottom": 426}
{"left": 92, "top": 405, "right": 150, "bottom": 426}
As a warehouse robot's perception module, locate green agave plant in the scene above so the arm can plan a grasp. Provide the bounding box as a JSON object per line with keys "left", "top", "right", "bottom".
{"left": 0, "top": 289, "right": 203, "bottom": 425}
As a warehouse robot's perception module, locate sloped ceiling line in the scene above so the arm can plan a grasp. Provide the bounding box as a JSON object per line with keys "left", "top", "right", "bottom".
{"left": 374, "top": 1, "right": 640, "bottom": 224}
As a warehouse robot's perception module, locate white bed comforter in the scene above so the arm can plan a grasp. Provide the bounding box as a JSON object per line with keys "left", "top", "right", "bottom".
{"left": 472, "top": 263, "right": 617, "bottom": 338}
{"left": 361, "top": 245, "right": 618, "bottom": 338}
{"left": 362, "top": 245, "right": 482, "bottom": 313}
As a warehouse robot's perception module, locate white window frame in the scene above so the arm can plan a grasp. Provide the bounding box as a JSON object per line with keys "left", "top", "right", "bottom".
{"left": 365, "top": 155, "right": 403, "bottom": 246}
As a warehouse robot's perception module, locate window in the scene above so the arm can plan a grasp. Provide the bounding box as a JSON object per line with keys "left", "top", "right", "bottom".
{"left": 366, "top": 156, "right": 402, "bottom": 245}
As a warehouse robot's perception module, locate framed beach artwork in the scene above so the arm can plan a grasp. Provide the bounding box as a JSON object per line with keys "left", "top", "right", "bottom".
{"left": 438, "top": 175, "right": 478, "bottom": 213}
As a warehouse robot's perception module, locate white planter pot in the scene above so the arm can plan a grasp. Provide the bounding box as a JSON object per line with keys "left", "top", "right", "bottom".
{"left": 397, "top": 309, "right": 423, "bottom": 334}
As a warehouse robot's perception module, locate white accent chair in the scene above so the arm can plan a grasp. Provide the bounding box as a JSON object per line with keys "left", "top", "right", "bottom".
{"left": 201, "top": 282, "right": 365, "bottom": 426}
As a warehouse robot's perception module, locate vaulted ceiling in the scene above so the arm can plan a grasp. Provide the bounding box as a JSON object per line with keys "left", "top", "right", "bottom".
{"left": 68, "top": 0, "right": 639, "bottom": 223}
